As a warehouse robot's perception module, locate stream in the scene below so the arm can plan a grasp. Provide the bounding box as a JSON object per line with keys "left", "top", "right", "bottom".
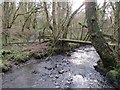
{"left": 2, "top": 45, "right": 114, "bottom": 88}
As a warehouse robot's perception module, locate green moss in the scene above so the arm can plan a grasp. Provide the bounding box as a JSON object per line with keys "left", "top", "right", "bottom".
{"left": 32, "top": 47, "right": 68, "bottom": 59}
{"left": 107, "top": 70, "right": 118, "bottom": 82}
{"left": 2, "top": 50, "right": 12, "bottom": 55}
{"left": 14, "top": 53, "right": 30, "bottom": 63}
{"left": 106, "top": 68, "right": 120, "bottom": 85}
{"left": 51, "top": 46, "right": 72, "bottom": 54}
{"left": 32, "top": 43, "right": 79, "bottom": 60}
{"left": 42, "top": 52, "right": 49, "bottom": 57}
{"left": 33, "top": 51, "right": 49, "bottom": 59}
{"left": 116, "top": 69, "right": 120, "bottom": 84}
{"left": 1, "top": 50, "right": 15, "bottom": 61}
{"left": 33, "top": 52, "right": 43, "bottom": 59}
{"left": 102, "top": 56, "right": 117, "bottom": 70}
{"left": 2, "top": 59, "right": 11, "bottom": 72}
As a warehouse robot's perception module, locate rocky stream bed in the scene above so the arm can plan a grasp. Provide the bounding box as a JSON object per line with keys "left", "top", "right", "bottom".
{"left": 2, "top": 45, "right": 114, "bottom": 88}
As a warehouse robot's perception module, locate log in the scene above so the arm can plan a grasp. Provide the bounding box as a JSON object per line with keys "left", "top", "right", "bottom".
{"left": 7, "top": 40, "right": 50, "bottom": 45}
{"left": 58, "top": 39, "right": 117, "bottom": 47}
{"left": 8, "top": 41, "right": 39, "bottom": 44}
{"left": 58, "top": 39, "right": 92, "bottom": 45}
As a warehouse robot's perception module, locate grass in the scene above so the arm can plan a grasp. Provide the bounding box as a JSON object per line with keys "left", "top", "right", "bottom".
{"left": 1, "top": 50, "right": 12, "bottom": 72}
{"left": 32, "top": 51, "right": 49, "bottom": 59}
{"left": 2, "top": 59, "right": 11, "bottom": 72}
{"left": 1, "top": 44, "right": 32, "bottom": 72}
{"left": 13, "top": 52, "right": 30, "bottom": 64}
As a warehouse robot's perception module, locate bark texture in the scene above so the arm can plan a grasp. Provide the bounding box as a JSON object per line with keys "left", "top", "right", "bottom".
{"left": 115, "top": 2, "right": 120, "bottom": 60}
{"left": 85, "top": 1, "right": 117, "bottom": 69}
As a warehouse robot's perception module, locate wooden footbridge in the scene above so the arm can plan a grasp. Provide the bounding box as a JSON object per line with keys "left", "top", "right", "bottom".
{"left": 7, "top": 35, "right": 117, "bottom": 47}
{"left": 58, "top": 39, "right": 117, "bottom": 47}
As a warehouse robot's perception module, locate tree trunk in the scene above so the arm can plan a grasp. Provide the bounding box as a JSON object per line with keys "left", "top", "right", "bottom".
{"left": 2, "top": 2, "right": 10, "bottom": 46}
{"left": 62, "top": 3, "right": 84, "bottom": 39}
{"left": 52, "top": 2, "right": 58, "bottom": 45}
{"left": 115, "top": 2, "right": 120, "bottom": 60}
{"left": 85, "top": 0, "right": 117, "bottom": 69}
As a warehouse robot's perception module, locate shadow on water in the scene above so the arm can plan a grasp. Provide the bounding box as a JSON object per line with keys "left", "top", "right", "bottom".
{"left": 2, "top": 45, "right": 114, "bottom": 88}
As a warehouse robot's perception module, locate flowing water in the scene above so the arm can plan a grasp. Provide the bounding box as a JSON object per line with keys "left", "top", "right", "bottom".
{"left": 2, "top": 45, "right": 114, "bottom": 88}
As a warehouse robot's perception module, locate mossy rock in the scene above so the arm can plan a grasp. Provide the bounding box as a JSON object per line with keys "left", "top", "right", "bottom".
{"left": 33, "top": 52, "right": 49, "bottom": 59}
{"left": 51, "top": 47, "right": 71, "bottom": 55}
{"left": 33, "top": 45, "right": 75, "bottom": 59}
{"left": 107, "top": 70, "right": 118, "bottom": 82}
{"left": 116, "top": 69, "right": 120, "bottom": 84}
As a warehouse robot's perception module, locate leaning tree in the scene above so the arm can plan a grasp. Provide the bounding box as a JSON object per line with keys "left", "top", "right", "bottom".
{"left": 85, "top": 0, "right": 117, "bottom": 69}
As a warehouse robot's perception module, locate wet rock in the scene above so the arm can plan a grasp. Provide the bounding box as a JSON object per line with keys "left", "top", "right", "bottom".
{"left": 68, "top": 78, "right": 73, "bottom": 82}
{"left": 56, "top": 60, "right": 59, "bottom": 62}
{"left": 31, "top": 70, "right": 38, "bottom": 74}
{"left": 54, "top": 64, "right": 59, "bottom": 68}
{"left": 52, "top": 78, "right": 56, "bottom": 81}
{"left": 54, "top": 82, "right": 59, "bottom": 86}
{"left": 55, "top": 85, "right": 60, "bottom": 88}
{"left": 44, "top": 66, "right": 52, "bottom": 70}
{"left": 65, "top": 81, "right": 71, "bottom": 85}
{"left": 45, "top": 57, "right": 52, "bottom": 61}
{"left": 66, "top": 61, "right": 70, "bottom": 64}
{"left": 66, "top": 52, "right": 71, "bottom": 56}
{"left": 48, "top": 68, "right": 52, "bottom": 70}
{"left": 69, "top": 51, "right": 73, "bottom": 53}
{"left": 58, "top": 70, "right": 64, "bottom": 74}
{"left": 49, "top": 75, "right": 53, "bottom": 78}
{"left": 64, "top": 85, "right": 70, "bottom": 88}
{"left": 68, "top": 69, "right": 71, "bottom": 71}
{"left": 62, "top": 60, "right": 68, "bottom": 63}
{"left": 55, "top": 82, "right": 60, "bottom": 88}
{"left": 55, "top": 75, "right": 59, "bottom": 79}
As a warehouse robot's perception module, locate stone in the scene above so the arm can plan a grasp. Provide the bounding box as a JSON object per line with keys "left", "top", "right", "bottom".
{"left": 65, "top": 81, "right": 71, "bottom": 85}
{"left": 55, "top": 75, "right": 59, "bottom": 79}
{"left": 65, "top": 85, "right": 70, "bottom": 88}
{"left": 52, "top": 78, "right": 56, "bottom": 81}
{"left": 55, "top": 85, "right": 60, "bottom": 88}
{"left": 48, "top": 67, "right": 52, "bottom": 70}
{"left": 45, "top": 57, "right": 52, "bottom": 61}
{"left": 66, "top": 61, "right": 70, "bottom": 64}
{"left": 66, "top": 53, "right": 71, "bottom": 56}
{"left": 55, "top": 82, "right": 59, "bottom": 86}
{"left": 44, "top": 66, "right": 52, "bottom": 70}
{"left": 31, "top": 70, "right": 38, "bottom": 74}
{"left": 49, "top": 75, "right": 53, "bottom": 78}
{"left": 55, "top": 64, "right": 59, "bottom": 68}
{"left": 58, "top": 70, "right": 64, "bottom": 74}
{"left": 68, "top": 78, "right": 73, "bottom": 81}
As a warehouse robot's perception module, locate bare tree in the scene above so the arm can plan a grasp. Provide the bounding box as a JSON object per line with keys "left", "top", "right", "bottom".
{"left": 43, "top": 1, "right": 84, "bottom": 46}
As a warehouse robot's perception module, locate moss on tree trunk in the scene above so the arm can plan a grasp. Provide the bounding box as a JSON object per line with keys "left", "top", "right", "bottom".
{"left": 85, "top": 1, "right": 117, "bottom": 69}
